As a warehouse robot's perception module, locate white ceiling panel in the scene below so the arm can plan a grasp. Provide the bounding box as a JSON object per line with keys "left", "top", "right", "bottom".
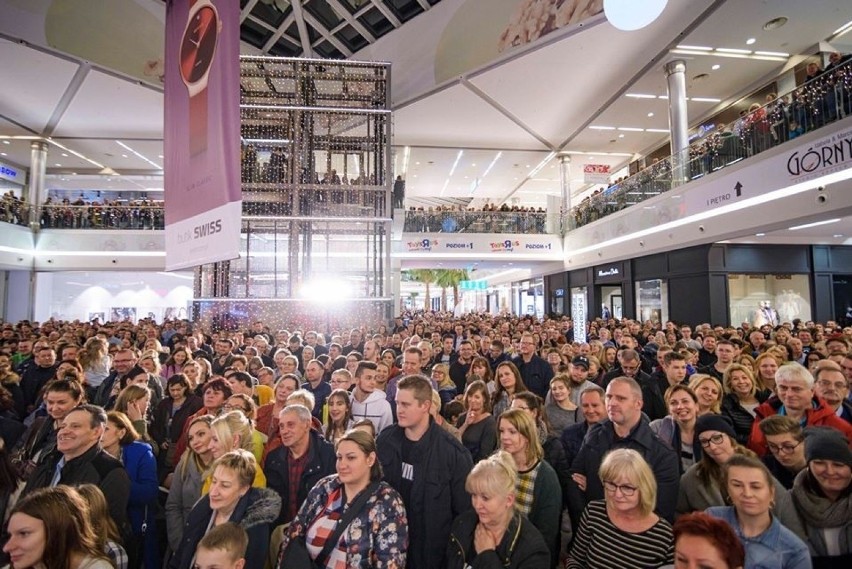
{"left": 0, "top": 38, "right": 79, "bottom": 134}
{"left": 394, "top": 84, "right": 550, "bottom": 150}
{"left": 467, "top": 1, "right": 716, "bottom": 147}
{"left": 53, "top": 70, "right": 163, "bottom": 138}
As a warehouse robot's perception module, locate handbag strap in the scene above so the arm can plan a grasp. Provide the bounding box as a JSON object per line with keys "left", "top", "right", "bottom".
{"left": 315, "top": 481, "right": 380, "bottom": 566}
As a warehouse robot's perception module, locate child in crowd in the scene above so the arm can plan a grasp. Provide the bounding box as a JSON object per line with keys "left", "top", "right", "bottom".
{"left": 193, "top": 523, "right": 248, "bottom": 569}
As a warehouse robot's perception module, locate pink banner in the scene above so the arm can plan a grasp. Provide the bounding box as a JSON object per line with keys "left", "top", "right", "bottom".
{"left": 164, "top": 0, "right": 241, "bottom": 271}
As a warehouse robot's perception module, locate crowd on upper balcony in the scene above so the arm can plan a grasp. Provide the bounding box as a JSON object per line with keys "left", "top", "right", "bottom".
{"left": 404, "top": 203, "right": 547, "bottom": 234}
{"left": 571, "top": 52, "right": 852, "bottom": 229}
{"left": 0, "top": 193, "right": 165, "bottom": 230}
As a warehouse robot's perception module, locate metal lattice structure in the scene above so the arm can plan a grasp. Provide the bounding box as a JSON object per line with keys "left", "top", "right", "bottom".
{"left": 239, "top": 0, "right": 442, "bottom": 59}
{"left": 193, "top": 56, "right": 392, "bottom": 330}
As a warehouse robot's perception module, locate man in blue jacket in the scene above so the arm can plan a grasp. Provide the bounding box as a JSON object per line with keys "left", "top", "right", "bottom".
{"left": 377, "top": 375, "right": 473, "bottom": 569}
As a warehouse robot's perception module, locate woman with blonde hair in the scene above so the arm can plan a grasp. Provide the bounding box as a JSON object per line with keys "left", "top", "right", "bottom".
{"left": 138, "top": 349, "right": 163, "bottom": 380}
{"left": 205, "top": 411, "right": 266, "bottom": 490}
{"left": 431, "top": 363, "right": 457, "bottom": 405}
{"left": 721, "top": 364, "right": 771, "bottom": 445}
{"left": 446, "top": 450, "right": 549, "bottom": 568}
{"left": 567, "top": 449, "right": 674, "bottom": 568}
{"left": 688, "top": 374, "right": 723, "bottom": 415}
{"left": 498, "top": 409, "right": 561, "bottom": 567}
{"left": 166, "top": 415, "right": 214, "bottom": 552}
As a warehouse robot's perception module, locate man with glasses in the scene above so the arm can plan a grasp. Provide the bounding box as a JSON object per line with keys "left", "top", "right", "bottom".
{"left": 748, "top": 362, "right": 852, "bottom": 456}
{"left": 813, "top": 360, "right": 852, "bottom": 424}
{"left": 93, "top": 347, "right": 137, "bottom": 406}
{"left": 512, "top": 333, "right": 552, "bottom": 398}
{"left": 758, "top": 415, "right": 806, "bottom": 489}
{"left": 567, "top": 377, "right": 679, "bottom": 528}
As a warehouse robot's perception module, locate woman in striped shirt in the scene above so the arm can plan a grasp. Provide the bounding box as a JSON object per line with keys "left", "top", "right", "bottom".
{"left": 566, "top": 448, "right": 674, "bottom": 568}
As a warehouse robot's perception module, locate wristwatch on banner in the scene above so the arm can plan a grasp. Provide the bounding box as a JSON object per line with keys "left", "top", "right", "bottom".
{"left": 179, "top": 0, "right": 221, "bottom": 156}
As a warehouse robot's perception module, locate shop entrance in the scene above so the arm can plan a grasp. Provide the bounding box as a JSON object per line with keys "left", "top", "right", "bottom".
{"left": 599, "top": 285, "right": 623, "bottom": 319}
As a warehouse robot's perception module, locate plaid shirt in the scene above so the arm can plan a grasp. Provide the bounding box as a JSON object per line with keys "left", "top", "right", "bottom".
{"left": 516, "top": 460, "right": 541, "bottom": 517}
{"left": 106, "top": 540, "right": 128, "bottom": 569}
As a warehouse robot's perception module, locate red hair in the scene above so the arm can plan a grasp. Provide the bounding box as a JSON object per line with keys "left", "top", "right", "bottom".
{"left": 673, "top": 512, "right": 744, "bottom": 568}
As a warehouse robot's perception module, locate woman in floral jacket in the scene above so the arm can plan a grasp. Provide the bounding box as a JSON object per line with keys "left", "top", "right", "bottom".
{"left": 278, "top": 429, "right": 408, "bottom": 568}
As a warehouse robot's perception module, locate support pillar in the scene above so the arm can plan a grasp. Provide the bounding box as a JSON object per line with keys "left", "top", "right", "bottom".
{"left": 664, "top": 60, "right": 689, "bottom": 186}
{"left": 559, "top": 155, "right": 571, "bottom": 233}
{"left": 27, "top": 140, "right": 48, "bottom": 230}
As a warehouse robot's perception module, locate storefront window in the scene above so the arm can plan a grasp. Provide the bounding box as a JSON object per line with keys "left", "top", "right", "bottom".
{"left": 571, "top": 286, "right": 588, "bottom": 343}
{"left": 635, "top": 279, "right": 668, "bottom": 325}
{"left": 728, "top": 274, "right": 811, "bottom": 326}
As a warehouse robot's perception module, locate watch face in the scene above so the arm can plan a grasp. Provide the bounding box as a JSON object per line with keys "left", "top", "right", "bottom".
{"left": 180, "top": 5, "right": 218, "bottom": 84}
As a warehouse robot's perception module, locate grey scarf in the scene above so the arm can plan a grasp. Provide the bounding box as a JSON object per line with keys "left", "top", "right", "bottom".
{"left": 791, "top": 469, "right": 852, "bottom": 528}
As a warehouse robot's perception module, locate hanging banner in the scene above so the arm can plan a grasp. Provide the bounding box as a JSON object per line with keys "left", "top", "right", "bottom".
{"left": 164, "top": 0, "right": 241, "bottom": 271}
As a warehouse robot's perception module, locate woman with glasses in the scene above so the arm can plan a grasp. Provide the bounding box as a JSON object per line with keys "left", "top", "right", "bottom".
{"left": 431, "top": 363, "right": 457, "bottom": 406}
{"left": 458, "top": 380, "right": 497, "bottom": 463}
{"left": 676, "top": 415, "right": 784, "bottom": 516}
{"left": 757, "top": 416, "right": 806, "bottom": 489}
{"left": 566, "top": 448, "right": 674, "bottom": 569}
{"left": 706, "top": 455, "right": 810, "bottom": 569}
{"left": 721, "top": 364, "right": 771, "bottom": 446}
{"left": 498, "top": 409, "right": 561, "bottom": 567}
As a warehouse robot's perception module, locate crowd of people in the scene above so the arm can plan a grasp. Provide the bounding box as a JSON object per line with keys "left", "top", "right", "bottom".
{"left": 0, "top": 193, "right": 165, "bottom": 230}
{"left": 0, "top": 310, "right": 850, "bottom": 569}
{"left": 571, "top": 53, "right": 852, "bottom": 229}
{"left": 404, "top": 204, "right": 548, "bottom": 234}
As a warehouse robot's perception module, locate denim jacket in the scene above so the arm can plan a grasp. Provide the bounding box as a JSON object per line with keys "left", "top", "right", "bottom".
{"left": 706, "top": 506, "right": 812, "bottom": 569}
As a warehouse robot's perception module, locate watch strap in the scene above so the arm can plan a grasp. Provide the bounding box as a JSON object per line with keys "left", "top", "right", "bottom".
{"left": 189, "top": 90, "right": 208, "bottom": 156}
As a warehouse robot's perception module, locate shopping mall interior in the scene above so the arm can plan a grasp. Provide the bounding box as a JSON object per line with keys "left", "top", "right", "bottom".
{"left": 1, "top": 0, "right": 852, "bottom": 329}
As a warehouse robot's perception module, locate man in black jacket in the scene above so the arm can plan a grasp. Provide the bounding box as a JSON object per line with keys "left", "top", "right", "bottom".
{"left": 265, "top": 404, "right": 335, "bottom": 526}
{"left": 377, "top": 375, "right": 472, "bottom": 569}
{"left": 23, "top": 404, "right": 131, "bottom": 538}
{"left": 601, "top": 349, "right": 666, "bottom": 421}
{"left": 512, "top": 333, "right": 553, "bottom": 398}
{"left": 568, "top": 378, "right": 679, "bottom": 528}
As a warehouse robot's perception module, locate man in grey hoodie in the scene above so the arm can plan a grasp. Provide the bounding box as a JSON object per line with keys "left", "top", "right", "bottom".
{"left": 350, "top": 361, "right": 393, "bottom": 433}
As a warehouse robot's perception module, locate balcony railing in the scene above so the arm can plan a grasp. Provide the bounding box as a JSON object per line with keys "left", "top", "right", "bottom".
{"left": 403, "top": 209, "right": 548, "bottom": 234}
{"left": 569, "top": 58, "right": 852, "bottom": 229}
{"left": 37, "top": 203, "right": 165, "bottom": 230}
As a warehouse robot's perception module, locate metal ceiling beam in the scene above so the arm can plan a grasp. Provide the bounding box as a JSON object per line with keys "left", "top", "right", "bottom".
{"left": 42, "top": 62, "right": 91, "bottom": 138}
{"left": 247, "top": 14, "right": 278, "bottom": 32}
{"left": 240, "top": 0, "right": 260, "bottom": 23}
{"left": 301, "top": 10, "right": 353, "bottom": 56}
{"left": 327, "top": 0, "right": 376, "bottom": 42}
{"left": 460, "top": 78, "right": 554, "bottom": 152}
{"left": 290, "top": 0, "right": 315, "bottom": 57}
{"left": 369, "top": 0, "right": 401, "bottom": 28}
{"left": 262, "top": 12, "right": 297, "bottom": 52}
{"left": 414, "top": 0, "right": 431, "bottom": 10}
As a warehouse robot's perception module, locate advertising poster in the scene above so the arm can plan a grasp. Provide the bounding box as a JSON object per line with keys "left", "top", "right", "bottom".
{"left": 571, "top": 287, "right": 587, "bottom": 344}
{"left": 164, "top": 0, "right": 242, "bottom": 270}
